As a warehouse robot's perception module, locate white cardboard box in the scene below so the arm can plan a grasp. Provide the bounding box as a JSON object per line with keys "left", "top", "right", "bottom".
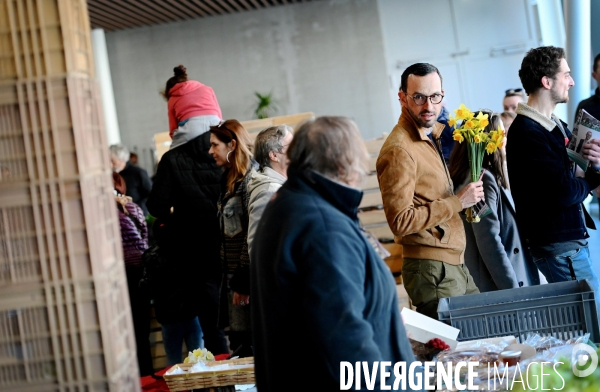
{"left": 401, "top": 308, "right": 460, "bottom": 350}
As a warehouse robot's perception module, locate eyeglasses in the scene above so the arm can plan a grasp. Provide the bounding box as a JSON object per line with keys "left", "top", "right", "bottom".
{"left": 505, "top": 88, "right": 524, "bottom": 96}
{"left": 405, "top": 93, "right": 444, "bottom": 106}
{"left": 213, "top": 122, "right": 237, "bottom": 141}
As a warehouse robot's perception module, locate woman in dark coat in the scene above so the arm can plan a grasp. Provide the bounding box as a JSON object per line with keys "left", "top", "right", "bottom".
{"left": 449, "top": 111, "right": 541, "bottom": 291}
{"left": 113, "top": 173, "right": 153, "bottom": 375}
{"left": 208, "top": 119, "right": 257, "bottom": 357}
{"left": 147, "top": 127, "right": 228, "bottom": 364}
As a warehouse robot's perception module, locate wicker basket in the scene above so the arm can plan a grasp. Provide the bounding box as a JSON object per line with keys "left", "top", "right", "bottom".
{"left": 164, "top": 357, "right": 255, "bottom": 391}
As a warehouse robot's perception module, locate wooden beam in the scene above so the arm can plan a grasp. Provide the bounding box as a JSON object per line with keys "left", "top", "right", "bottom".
{"left": 176, "top": 0, "right": 210, "bottom": 17}
{"left": 87, "top": 3, "right": 144, "bottom": 29}
{"left": 205, "top": 0, "right": 235, "bottom": 13}
{"left": 226, "top": 0, "right": 248, "bottom": 12}
{"left": 137, "top": 0, "right": 186, "bottom": 20}
{"left": 164, "top": 0, "right": 207, "bottom": 18}
{"left": 92, "top": 0, "right": 155, "bottom": 27}
{"left": 237, "top": 0, "right": 257, "bottom": 10}
{"left": 191, "top": 0, "right": 220, "bottom": 16}
{"left": 245, "top": 0, "right": 263, "bottom": 8}
{"left": 88, "top": 12, "right": 127, "bottom": 31}
{"left": 128, "top": 0, "right": 184, "bottom": 23}
{"left": 113, "top": 0, "right": 174, "bottom": 25}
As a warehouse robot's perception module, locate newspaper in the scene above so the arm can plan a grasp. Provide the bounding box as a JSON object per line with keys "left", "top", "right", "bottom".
{"left": 567, "top": 109, "right": 600, "bottom": 171}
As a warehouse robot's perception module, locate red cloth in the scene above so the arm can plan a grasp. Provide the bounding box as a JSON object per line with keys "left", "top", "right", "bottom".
{"left": 141, "top": 374, "right": 169, "bottom": 392}
{"left": 168, "top": 80, "right": 222, "bottom": 137}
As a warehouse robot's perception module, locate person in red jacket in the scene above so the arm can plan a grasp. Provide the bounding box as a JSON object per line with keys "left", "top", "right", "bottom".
{"left": 164, "top": 65, "right": 222, "bottom": 149}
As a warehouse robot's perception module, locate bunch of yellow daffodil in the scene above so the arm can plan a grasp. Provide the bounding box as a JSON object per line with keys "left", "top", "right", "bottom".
{"left": 449, "top": 104, "right": 505, "bottom": 222}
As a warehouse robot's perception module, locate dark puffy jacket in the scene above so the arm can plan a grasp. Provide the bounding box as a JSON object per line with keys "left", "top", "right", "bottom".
{"left": 146, "top": 133, "right": 223, "bottom": 322}
{"left": 118, "top": 201, "right": 148, "bottom": 267}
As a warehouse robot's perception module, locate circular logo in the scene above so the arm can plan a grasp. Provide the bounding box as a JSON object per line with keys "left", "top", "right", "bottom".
{"left": 571, "top": 343, "right": 598, "bottom": 377}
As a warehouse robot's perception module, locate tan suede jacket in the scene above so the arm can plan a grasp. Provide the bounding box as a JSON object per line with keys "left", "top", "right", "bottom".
{"left": 376, "top": 108, "right": 465, "bottom": 265}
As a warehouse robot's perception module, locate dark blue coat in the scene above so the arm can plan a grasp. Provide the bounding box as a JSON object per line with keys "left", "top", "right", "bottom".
{"left": 507, "top": 112, "right": 600, "bottom": 247}
{"left": 251, "top": 170, "right": 417, "bottom": 392}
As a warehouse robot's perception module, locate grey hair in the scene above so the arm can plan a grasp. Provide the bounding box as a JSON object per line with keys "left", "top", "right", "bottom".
{"left": 109, "top": 144, "right": 130, "bottom": 162}
{"left": 287, "top": 116, "right": 369, "bottom": 185}
{"left": 254, "top": 125, "right": 293, "bottom": 169}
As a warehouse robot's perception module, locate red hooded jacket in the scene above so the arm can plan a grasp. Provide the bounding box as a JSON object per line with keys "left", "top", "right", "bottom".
{"left": 168, "top": 80, "right": 222, "bottom": 137}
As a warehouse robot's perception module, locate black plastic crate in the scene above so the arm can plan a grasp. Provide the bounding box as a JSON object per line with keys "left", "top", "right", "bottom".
{"left": 437, "top": 280, "right": 599, "bottom": 342}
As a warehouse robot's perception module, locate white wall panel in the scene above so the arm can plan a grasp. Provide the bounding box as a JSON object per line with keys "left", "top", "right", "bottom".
{"left": 105, "top": 0, "right": 393, "bottom": 171}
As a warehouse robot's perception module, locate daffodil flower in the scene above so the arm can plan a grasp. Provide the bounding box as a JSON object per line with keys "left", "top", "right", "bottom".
{"left": 448, "top": 116, "right": 457, "bottom": 128}
{"left": 486, "top": 142, "right": 496, "bottom": 154}
{"left": 454, "top": 103, "right": 473, "bottom": 120}
{"left": 475, "top": 111, "right": 489, "bottom": 128}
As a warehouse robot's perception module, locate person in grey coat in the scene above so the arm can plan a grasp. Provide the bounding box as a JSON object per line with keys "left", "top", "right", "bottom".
{"left": 449, "top": 111, "right": 542, "bottom": 292}
{"left": 247, "top": 125, "right": 293, "bottom": 256}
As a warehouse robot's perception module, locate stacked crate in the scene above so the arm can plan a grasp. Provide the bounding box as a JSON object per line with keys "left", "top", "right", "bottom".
{"left": 0, "top": 1, "right": 139, "bottom": 391}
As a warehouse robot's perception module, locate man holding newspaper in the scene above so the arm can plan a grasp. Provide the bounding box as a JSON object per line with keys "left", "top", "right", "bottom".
{"left": 507, "top": 46, "right": 600, "bottom": 318}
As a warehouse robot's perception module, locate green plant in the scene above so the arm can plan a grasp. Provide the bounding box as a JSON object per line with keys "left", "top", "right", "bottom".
{"left": 254, "top": 92, "right": 277, "bottom": 119}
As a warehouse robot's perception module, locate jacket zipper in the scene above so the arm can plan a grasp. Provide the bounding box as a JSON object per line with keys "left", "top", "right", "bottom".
{"left": 430, "top": 136, "right": 454, "bottom": 194}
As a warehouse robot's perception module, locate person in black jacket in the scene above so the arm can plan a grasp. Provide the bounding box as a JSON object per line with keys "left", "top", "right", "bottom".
{"left": 146, "top": 131, "right": 228, "bottom": 364}
{"left": 251, "top": 117, "right": 419, "bottom": 391}
{"left": 574, "top": 52, "right": 600, "bottom": 125}
{"left": 110, "top": 144, "right": 153, "bottom": 216}
{"left": 507, "top": 46, "right": 600, "bottom": 317}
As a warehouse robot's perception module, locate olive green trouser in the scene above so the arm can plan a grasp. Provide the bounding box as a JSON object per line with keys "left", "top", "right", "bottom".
{"left": 402, "top": 258, "right": 479, "bottom": 320}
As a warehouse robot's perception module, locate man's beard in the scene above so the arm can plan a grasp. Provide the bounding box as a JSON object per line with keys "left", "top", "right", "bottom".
{"left": 407, "top": 107, "right": 438, "bottom": 128}
{"left": 551, "top": 88, "right": 569, "bottom": 104}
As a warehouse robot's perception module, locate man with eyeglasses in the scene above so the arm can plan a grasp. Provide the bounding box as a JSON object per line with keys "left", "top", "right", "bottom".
{"left": 507, "top": 46, "right": 600, "bottom": 318}
{"left": 376, "top": 63, "right": 484, "bottom": 320}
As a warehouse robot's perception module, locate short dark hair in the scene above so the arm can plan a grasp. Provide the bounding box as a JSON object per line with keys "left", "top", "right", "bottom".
{"left": 400, "top": 63, "right": 442, "bottom": 92}
{"left": 518, "top": 46, "right": 565, "bottom": 95}
{"left": 594, "top": 53, "right": 600, "bottom": 73}
{"left": 254, "top": 125, "right": 292, "bottom": 170}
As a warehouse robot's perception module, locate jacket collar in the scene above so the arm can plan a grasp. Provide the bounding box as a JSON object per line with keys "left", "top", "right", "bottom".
{"left": 516, "top": 103, "right": 557, "bottom": 132}
{"left": 292, "top": 170, "right": 363, "bottom": 221}
{"left": 500, "top": 186, "right": 516, "bottom": 215}
{"left": 260, "top": 166, "right": 287, "bottom": 184}
{"left": 398, "top": 107, "right": 445, "bottom": 141}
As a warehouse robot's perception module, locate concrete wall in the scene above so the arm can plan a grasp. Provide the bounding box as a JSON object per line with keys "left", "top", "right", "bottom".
{"left": 105, "top": 0, "right": 393, "bottom": 172}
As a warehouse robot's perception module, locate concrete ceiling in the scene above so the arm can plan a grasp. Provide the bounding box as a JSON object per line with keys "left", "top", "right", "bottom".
{"left": 87, "top": 0, "right": 316, "bottom": 32}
